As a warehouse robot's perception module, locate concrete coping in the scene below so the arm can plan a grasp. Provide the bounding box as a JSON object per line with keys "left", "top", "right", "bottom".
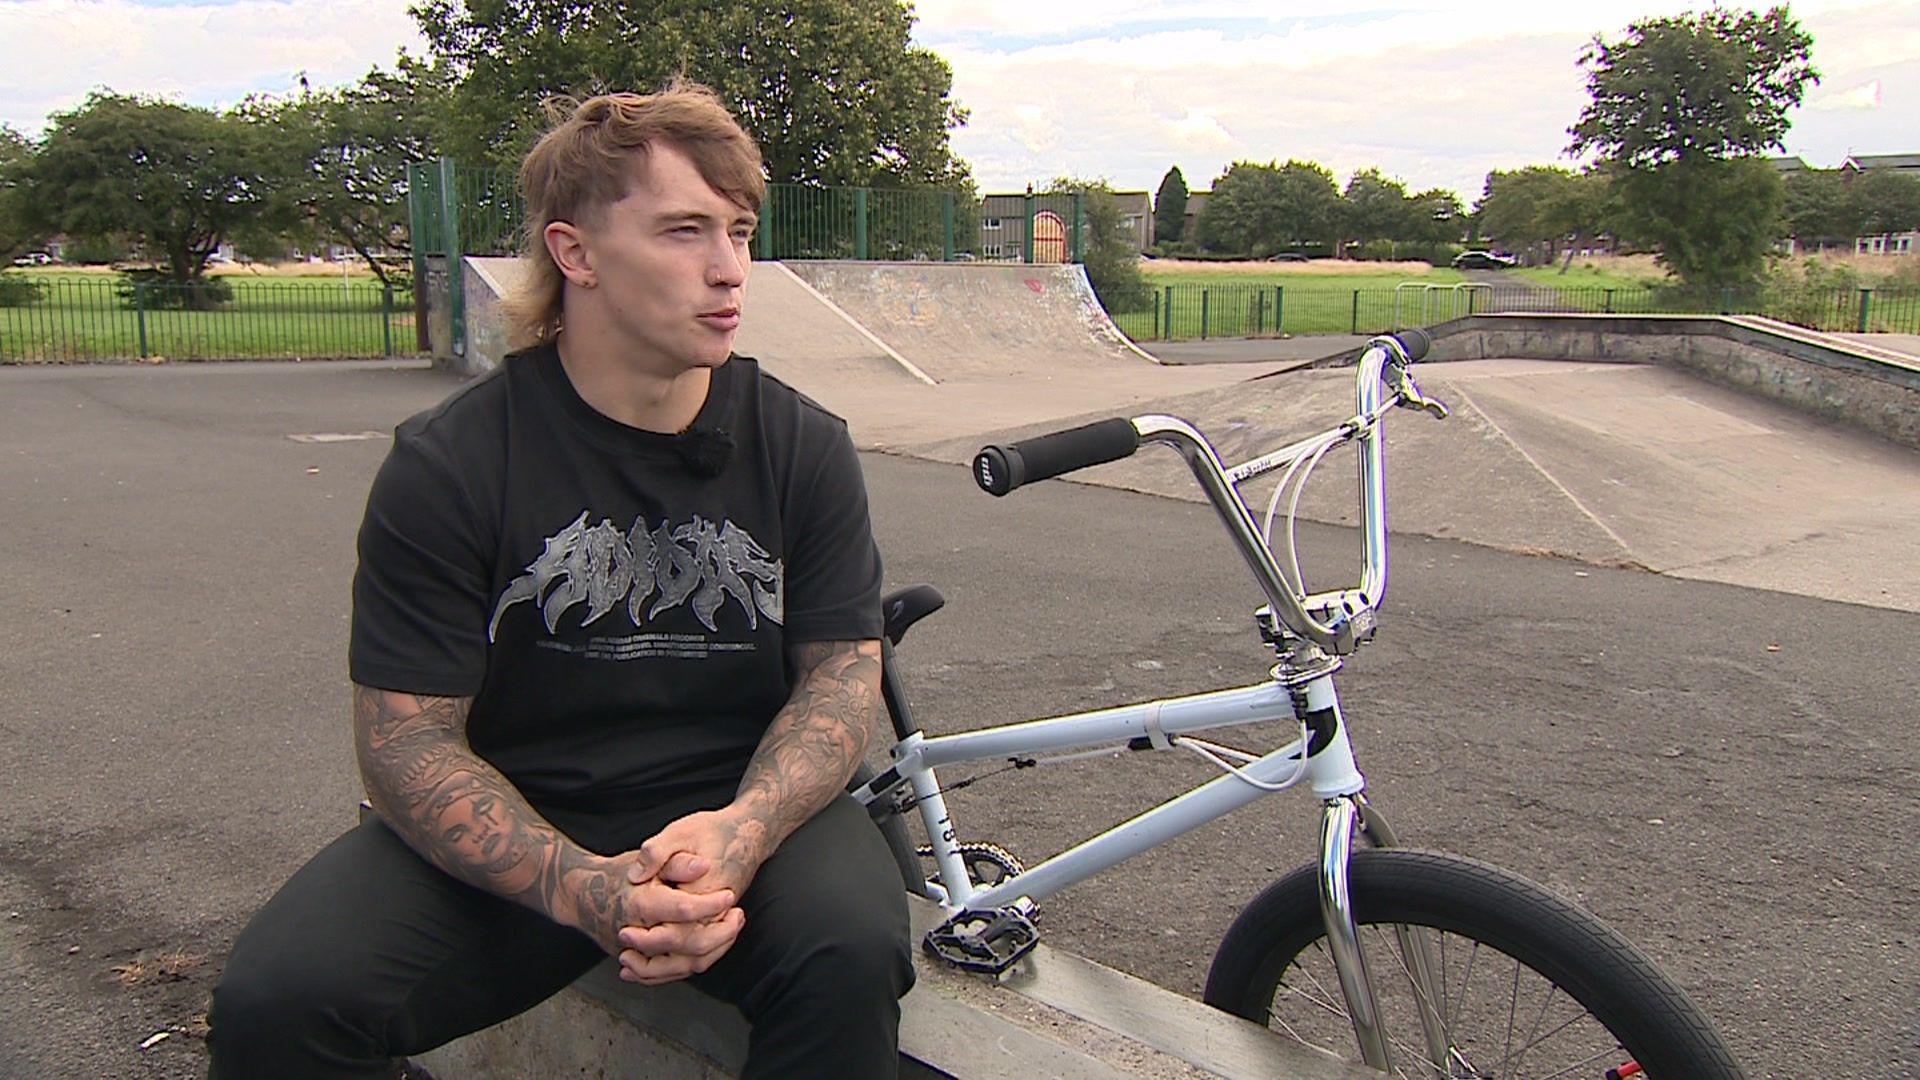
{"left": 1303, "top": 311, "right": 1920, "bottom": 451}
{"left": 418, "top": 892, "right": 1374, "bottom": 1079}
{"left": 1454, "top": 312, "right": 1919, "bottom": 387}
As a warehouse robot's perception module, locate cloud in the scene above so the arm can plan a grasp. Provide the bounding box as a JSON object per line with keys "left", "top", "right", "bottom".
{"left": 1168, "top": 108, "right": 1232, "bottom": 150}
{"left": 1, "top": 0, "right": 1914, "bottom": 200}
{"left": 943, "top": 22, "right": 1595, "bottom": 197}
{"left": 0, "top": 0, "right": 424, "bottom": 132}
{"left": 937, "top": 0, "right": 1920, "bottom": 197}
{"left": 1810, "top": 79, "right": 1882, "bottom": 111}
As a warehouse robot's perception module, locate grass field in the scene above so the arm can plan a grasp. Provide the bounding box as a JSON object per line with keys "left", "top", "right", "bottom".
{"left": 1121, "top": 255, "right": 1920, "bottom": 338}
{"left": 1125, "top": 258, "right": 1666, "bottom": 337}
{"left": 0, "top": 270, "right": 415, "bottom": 362}
{"left": 1140, "top": 257, "right": 1662, "bottom": 292}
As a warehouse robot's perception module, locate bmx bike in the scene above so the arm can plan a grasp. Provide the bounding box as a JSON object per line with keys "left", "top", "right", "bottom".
{"left": 853, "top": 329, "right": 1744, "bottom": 1078}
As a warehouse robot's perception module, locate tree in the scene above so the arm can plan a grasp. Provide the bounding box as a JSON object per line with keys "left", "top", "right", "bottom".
{"left": 248, "top": 65, "right": 453, "bottom": 286}
{"left": 21, "top": 94, "right": 289, "bottom": 296}
{"left": 1043, "top": 178, "right": 1151, "bottom": 313}
{"left": 1567, "top": 6, "right": 1817, "bottom": 286}
{"left": 1477, "top": 166, "right": 1615, "bottom": 269}
{"left": 1153, "top": 166, "right": 1189, "bottom": 245}
{"left": 0, "top": 125, "right": 37, "bottom": 263}
{"left": 1611, "top": 158, "right": 1784, "bottom": 288}
{"left": 1847, "top": 170, "right": 1920, "bottom": 239}
{"left": 409, "top": 0, "right": 970, "bottom": 188}
{"left": 1197, "top": 160, "right": 1341, "bottom": 256}
{"left": 1405, "top": 188, "right": 1465, "bottom": 248}
{"left": 1476, "top": 166, "right": 1588, "bottom": 259}
{"left": 1342, "top": 168, "right": 1417, "bottom": 253}
{"left": 1783, "top": 169, "right": 1853, "bottom": 248}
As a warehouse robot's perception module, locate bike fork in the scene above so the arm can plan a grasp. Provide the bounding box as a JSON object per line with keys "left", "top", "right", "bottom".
{"left": 1321, "top": 795, "right": 1393, "bottom": 1069}
{"left": 1322, "top": 794, "right": 1453, "bottom": 1073}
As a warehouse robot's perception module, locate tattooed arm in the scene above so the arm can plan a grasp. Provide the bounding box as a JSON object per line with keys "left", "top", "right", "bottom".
{"left": 353, "top": 685, "right": 740, "bottom": 971}
{"left": 627, "top": 639, "right": 882, "bottom": 903}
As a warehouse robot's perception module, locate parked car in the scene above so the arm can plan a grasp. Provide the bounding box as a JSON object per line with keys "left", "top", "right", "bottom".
{"left": 10, "top": 252, "right": 53, "bottom": 267}
{"left": 1452, "top": 250, "right": 1517, "bottom": 270}
{"left": 1265, "top": 252, "right": 1310, "bottom": 262}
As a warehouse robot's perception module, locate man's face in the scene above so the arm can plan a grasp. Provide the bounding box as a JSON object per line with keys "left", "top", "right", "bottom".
{"left": 573, "top": 143, "right": 756, "bottom": 376}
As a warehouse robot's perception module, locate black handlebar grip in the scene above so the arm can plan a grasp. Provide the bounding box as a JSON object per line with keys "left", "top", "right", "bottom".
{"left": 1392, "top": 327, "right": 1432, "bottom": 362}
{"left": 973, "top": 418, "right": 1141, "bottom": 496}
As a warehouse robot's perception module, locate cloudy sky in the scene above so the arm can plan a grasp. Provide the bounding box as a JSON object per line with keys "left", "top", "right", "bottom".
{"left": 2, "top": 0, "right": 1915, "bottom": 201}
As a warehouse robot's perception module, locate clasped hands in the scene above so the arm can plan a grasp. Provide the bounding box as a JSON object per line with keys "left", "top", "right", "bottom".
{"left": 606, "top": 807, "right": 765, "bottom": 986}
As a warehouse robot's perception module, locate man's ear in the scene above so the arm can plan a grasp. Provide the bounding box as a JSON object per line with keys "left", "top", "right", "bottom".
{"left": 545, "top": 220, "right": 595, "bottom": 288}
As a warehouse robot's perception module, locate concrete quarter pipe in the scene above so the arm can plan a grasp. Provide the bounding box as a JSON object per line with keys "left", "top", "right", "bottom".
{"left": 460, "top": 258, "right": 1162, "bottom": 387}
{"left": 782, "top": 260, "right": 1162, "bottom": 381}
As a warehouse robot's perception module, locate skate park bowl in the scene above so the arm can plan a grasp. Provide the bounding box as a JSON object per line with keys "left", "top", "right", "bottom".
{"left": 455, "top": 259, "right": 1920, "bottom": 613}
{"left": 411, "top": 263, "right": 1920, "bottom": 1075}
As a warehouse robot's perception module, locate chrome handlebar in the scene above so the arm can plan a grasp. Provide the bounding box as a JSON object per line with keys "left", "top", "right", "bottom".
{"left": 1133, "top": 334, "right": 1444, "bottom": 656}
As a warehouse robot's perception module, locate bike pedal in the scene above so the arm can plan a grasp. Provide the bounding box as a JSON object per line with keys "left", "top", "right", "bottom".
{"left": 922, "top": 901, "right": 1040, "bottom": 975}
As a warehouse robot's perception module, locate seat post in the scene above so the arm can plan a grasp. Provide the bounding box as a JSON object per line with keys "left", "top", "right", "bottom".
{"left": 879, "top": 639, "right": 920, "bottom": 742}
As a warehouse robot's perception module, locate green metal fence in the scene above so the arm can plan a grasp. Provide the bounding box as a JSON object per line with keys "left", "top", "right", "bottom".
{"left": 1115, "top": 284, "right": 1920, "bottom": 341}
{"left": 402, "top": 161, "right": 1085, "bottom": 266}
{"left": 408, "top": 159, "right": 522, "bottom": 259}
{"left": 759, "top": 185, "right": 969, "bottom": 261}
{"left": 0, "top": 274, "right": 413, "bottom": 362}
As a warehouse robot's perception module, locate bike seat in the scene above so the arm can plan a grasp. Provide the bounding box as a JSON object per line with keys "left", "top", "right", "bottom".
{"left": 882, "top": 585, "right": 945, "bottom": 646}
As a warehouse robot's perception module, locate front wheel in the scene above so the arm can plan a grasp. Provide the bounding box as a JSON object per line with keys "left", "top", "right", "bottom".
{"left": 1204, "top": 849, "right": 1743, "bottom": 1079}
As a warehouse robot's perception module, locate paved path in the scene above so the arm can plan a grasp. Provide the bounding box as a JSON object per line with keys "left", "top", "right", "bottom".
{"left": 1838, "top": 332, "right": 1920, "bottom": 362}
{"left": 2, "top": 358, "right": 1915, "bottom": 1077}
{"left": 1138, "top": 335, "right": 1364, "bottom": 365}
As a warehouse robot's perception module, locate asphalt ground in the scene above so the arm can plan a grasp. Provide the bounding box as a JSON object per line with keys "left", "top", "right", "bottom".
{"left": 2, "top": 359, "right": 1917, "bottom": 1078}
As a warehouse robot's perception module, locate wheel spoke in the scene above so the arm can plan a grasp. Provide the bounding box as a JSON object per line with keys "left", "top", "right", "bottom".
{"left": 1230, "top": 853, "right": 1732, "bottom": 1079}
{"left": 1501, "top": 955, "right": 1522, "bottom": 1073}
{"left": 1379, "top": 926, "right": 1455, "bottom": 1073}
{"left": 1265, "top": 924, "right": 1648, "bottom": 1080}
{"left": 1532, "top": 1045, "right": 1624, "bottom": 1080}
{"left": 1508, "top": 978, "right": 1562, "bottom": 1076}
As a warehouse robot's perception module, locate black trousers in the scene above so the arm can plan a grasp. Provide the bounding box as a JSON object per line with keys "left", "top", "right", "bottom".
{"left": 207, "top": 788, "right": 914, "bottom": 1079}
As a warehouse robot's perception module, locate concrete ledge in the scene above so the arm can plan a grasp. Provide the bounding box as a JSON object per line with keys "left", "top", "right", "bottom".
{"left": 416, "top": 894, "right": 1373, "bottom": 1078}
{"left": 1314, "top": 313, "right": 1920, "bottom": 451}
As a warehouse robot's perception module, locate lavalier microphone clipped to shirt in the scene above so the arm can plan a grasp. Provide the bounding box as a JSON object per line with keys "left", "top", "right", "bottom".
{"left": 672, "top": 425, "right": 735, "bottom": 478}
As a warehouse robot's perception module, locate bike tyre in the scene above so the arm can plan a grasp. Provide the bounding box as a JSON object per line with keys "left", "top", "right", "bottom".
{"left": 1204, "top": 848, "right": 1743, "bottom": 1079}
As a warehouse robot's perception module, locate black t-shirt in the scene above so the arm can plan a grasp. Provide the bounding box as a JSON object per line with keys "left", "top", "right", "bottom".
{"left": 349, "top": 345, "right": 884, "bottom": 814}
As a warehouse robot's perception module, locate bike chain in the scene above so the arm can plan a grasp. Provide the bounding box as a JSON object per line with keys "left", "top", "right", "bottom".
{"left": 914, "top": 841, "right": 1027, "bottom": 890}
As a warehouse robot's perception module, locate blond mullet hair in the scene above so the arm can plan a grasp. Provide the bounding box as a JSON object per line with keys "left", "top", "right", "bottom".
{"left": 502, "top": 81, "right": 766, "bottom": 350}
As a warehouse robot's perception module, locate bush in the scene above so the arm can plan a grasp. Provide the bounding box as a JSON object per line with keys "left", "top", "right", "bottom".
{"left": 0, "top": 273, "right": 44, "bottom": 307}
{"left": 1763, "top": 258, "right": 1862, "bottom": 330}
{"left": 115, "top": 269, "right": 234, "bottom": 311}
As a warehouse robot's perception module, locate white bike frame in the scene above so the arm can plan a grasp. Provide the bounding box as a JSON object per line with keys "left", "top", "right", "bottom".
{"left": 880, "top": 673, "right": 1362, "bottom": 913}
{"left": 855, "top": 334, "right": 1448, "bottom": 1071}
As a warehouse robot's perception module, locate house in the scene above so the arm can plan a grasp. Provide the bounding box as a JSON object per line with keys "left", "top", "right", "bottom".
{"left": 1109, "top": 191, "right": 1153, "bottom": 251}
{"left": 1180, "top": 191, "right": 1210, "bottom": 243}
{"left": 977, "top": 194, "right": 1032, "bottom": 262}
{"left": 1841, "top": 152, "right": 1920, "bottom": 178}
{"left": 975, "top": 190, "right": 1156, "bottom": 261}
